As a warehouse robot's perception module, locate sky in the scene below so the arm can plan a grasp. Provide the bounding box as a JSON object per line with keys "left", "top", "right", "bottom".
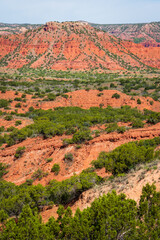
{"left": 0, "top": 0, "right": 160, "bottom": 24}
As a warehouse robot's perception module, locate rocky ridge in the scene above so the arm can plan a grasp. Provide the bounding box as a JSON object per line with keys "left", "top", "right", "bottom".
{"left": 91, "top": 21, "right": 160, "bottom": 47}
{"left": 0, "top": 21, "right": 160, "bottom": 70}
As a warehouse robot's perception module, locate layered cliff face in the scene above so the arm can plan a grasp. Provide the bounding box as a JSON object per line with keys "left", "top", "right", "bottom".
{"left": 91, "top": 22, "right": 160, "bottom": 47}
{"left": 0, "top": 21, "right": 160, "bottom": 70}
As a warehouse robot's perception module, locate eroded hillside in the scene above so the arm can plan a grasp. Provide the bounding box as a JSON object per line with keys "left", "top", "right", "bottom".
{"left": 91, "top": 21, "right": 160, "bottom": 47}
{"left": 0, "top": 21, "right": 160, "bottom": 70}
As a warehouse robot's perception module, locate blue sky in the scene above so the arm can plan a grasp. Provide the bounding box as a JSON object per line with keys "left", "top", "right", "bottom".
{"left": 0, "top": 0, "right": 160, "bottom": 24}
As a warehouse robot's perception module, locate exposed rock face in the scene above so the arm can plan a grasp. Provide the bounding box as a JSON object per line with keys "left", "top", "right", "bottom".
{"left": 0, "top": 21, "right": 160, "bottom": 70}
{"left": 91, "top": 22, "right": 160, "bottom": 47}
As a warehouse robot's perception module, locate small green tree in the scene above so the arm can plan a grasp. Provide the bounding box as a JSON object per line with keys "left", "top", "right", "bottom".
{"left": 137, "top": 98, "right": 141, "bottom": 104}
{"left": 112, "top": 93, "right": 120, "bottom": 99}
{"left": 15, "top": 120, "right": 22, "bottom": 126}
{"left": 51, "top": 164, "right": 60, "bottom": 175}
{"left": 15, "top": 103, "right": 21, "bottom": 108}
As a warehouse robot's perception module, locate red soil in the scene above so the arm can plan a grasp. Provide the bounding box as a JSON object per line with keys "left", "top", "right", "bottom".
{"left": 0, "top": 117, "right": 33, "bottom": 130}
{"left": 1, "top": 89, "right": 160, "bottom": 113}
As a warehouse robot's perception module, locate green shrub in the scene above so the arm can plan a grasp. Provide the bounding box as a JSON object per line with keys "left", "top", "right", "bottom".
{"left": 64, "top": 153, "right": 73, "bottom": 161}
{"left": 72, "top": 129, "right": 92, "bottom": 144}
{"left": 15, "top": 120, "right": 22, "bottom": 126}
{"left": 14, "top": 146, "right": 25, "bottom": 159}
{"left": 94, "top": 130, "right": 100, "bottom": 137}
{"left": 117, "top": 126, "right": 126, "bottom": 133}
{"left": 147, "top": 112, "right": 160, "bottom": 124}
{"left": 132, "top": 119, "right": 144, "bottom": 128}
{"left": 0, "top": 126, "right": 5, "bottom": 133}
{"left": 48, "top": 171, "right": 102, "bottom": 204}
{"left": 106, "top": 123, "right": 118, "bottom": 133}
{"left": 7, "top": 126, "right": 16, "bottom": 132}
{"left": 62, "top": 94, "right": 68, "bottom": 99}
{"left": 0, "top": 163, "right": 8, "bottom": 178}
{"left": 97, "top": 93, "right": 103, "bottom": 97}
{"left": 0, "top": 99, "right": 9, "bottom": 108}
{"left": 51, "top": 164, "right": 60, "bottom": 175}
{"left": 31, "top": 169, "right": 48, "bottom": 181}
{"left": 29, "top": 106, "right": 34, "bottom": 112}
{"left": 137, "top": 98, "right": 141, "bottom": 104}
{"left": 75, "top": 144, "right": 81, "bottom": 149}
{"left": 15, "top": 103, "right": 21, "bottom": 108}
{"left": 112, "top": 93, "right": 120, "bottom": 99}
{"left": 110, "top": 83, "right": 116, "bottom": 88}
{"left": 92, "top": 138, "right": 159, "bottom": 175}
{"left": 46, "top": 158, "right": 53, "bottom": 163}
{"left": 99, "top": 103, "right": 104, "bottom": 108}
{"left": 0, "top": 209, "right": 8, "bottom": 223}
{"left": 5, "top": 106, "right": 160, "bottom": 146}
{"left": 14, "top": 97, "right": 22, "bottom": 101}
{"left": 4, "top": 115, "right": 13, "bottom": 121}
{"left": 21, "top": 94, "right": 26, "bottom": 98}
{"left": 47, "top": 93, "right": 56, "bottom": 101}
{"left": 62, "top": 138, "right": 73, "bottom": 146}
{"left": 1, "top": 89, "right": 6, "bottom": 93}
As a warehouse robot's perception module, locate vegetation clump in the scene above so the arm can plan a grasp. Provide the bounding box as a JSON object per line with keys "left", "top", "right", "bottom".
{"left": 137, "top": 98, "right": 141, "bottom": 104}
{"left": 14, "top": 146, "right": 26, "bottom": 159}
{"left": 64, "top": 153, "right": 73, "bottom": 162}
{"left": 31, "top": 169, "right": 48, "bottom": 181}
{"left": 0, "top": 183, "right": 160, "bottom": 239}
{"left": 105, "top": 123, "right": 126, "bottom": 133}
{"left": 112, "top": 93, "right": 120, "bottom": 99}
{"left": 92, "top": 137, "right": 160, "bottom": 175}
{"left": 4, "top": 115, "right": 13, "bottom": 121}
{"left": 15, "top": 120, "right": 22, "bottom": 126}
{"left": 0, "top": 163, "right": 8, "bottom": 178}
{"left": 0, "top": 99, "right": 9, "bottom": 108}
{"left": 46, "top": 158, "right": 53, "bottom": 163}
{"left": 2, "top": 106, "right": 160, "bottom": 147}
{"left": 51, "top": 164, "right": 60, "bottom": 175}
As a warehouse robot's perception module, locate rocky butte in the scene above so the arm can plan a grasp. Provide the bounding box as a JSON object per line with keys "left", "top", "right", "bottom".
{"left": 0, "top": 21, "right": 160, "bottom": 70}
